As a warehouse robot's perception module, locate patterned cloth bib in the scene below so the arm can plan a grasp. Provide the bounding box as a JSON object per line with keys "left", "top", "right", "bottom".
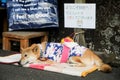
{"left": 43, "top": 42, "right": 87, "bottom": 63}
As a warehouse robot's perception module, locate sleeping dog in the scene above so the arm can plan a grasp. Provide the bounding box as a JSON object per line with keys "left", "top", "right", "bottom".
{"left": 20, "top": 41, "right": 112, "bottom": 73}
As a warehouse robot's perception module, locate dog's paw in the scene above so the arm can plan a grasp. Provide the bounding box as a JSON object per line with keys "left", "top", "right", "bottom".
{"left": 23, "top": 64, "right": 30, "bottom": 67}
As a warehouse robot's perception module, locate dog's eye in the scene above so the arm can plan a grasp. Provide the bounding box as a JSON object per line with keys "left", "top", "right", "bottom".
{"left": 24, "top": 54, "right": 27, "bottom": 57}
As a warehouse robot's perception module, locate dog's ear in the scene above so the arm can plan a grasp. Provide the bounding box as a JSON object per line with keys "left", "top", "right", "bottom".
{"left": 32, "top": 45, "right": 40, "bottom": 53}
{"left": 30, "top": 44, "right": 37, "bottom": 48}
{"left": 20, "top": 47, "right": 24, "bottom": 53}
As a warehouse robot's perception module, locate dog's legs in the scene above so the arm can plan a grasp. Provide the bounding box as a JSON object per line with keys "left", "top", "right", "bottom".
{"left": 68, "top": 56, "right": 86, "bottom": 67}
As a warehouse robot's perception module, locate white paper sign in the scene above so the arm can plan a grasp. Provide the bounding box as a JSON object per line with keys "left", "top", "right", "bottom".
{"left": 64, "top": 3, "right": 96, "bottom": 29}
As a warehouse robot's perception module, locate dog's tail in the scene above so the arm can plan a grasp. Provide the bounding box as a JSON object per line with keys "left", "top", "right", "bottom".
{"left": 98, "top": 63, "right": 112, "bottom": 73}
{"left": 86, "top": 49, "right": 112, "bottom": 73}
{"left": 88, "top": 50, "right": 112, "bottom": 73}
{"left": 94, "top": 55, "right": 112, "bottom": 73}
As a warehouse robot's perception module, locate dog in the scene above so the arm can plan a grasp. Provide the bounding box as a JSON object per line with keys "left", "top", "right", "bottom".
{"left": 20, "top": 41, "right": 112, "bottom": 73}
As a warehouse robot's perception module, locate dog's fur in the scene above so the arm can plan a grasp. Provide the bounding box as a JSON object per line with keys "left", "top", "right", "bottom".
{"left": 20, "top": 42, "right": 112, "bottom": 73}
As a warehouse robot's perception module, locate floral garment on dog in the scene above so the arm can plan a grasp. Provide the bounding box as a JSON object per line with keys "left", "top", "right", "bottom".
{"left": 43, "top": 42, "right": 87, "bottom": 63}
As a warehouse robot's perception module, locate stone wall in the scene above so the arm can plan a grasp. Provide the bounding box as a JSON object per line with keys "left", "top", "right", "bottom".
{"left": 86, "top": 0, "right": 120, "bottom": 56}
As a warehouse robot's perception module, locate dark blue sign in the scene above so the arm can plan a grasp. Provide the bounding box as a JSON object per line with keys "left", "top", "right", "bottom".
{"left": 7, "top": 0, "right": 58, "bottom": 31}
{"left": 1, "top": 0, "right": 7, "bottom": 7}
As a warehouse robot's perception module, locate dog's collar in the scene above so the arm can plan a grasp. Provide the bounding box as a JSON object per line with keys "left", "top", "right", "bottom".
{"left": 39, "top": 44, "right": 44, "bottom": 57}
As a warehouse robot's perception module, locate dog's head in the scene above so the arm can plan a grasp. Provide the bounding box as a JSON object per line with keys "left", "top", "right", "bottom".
{"left": 20, "top": 44, "right": 40, "bottom": 66}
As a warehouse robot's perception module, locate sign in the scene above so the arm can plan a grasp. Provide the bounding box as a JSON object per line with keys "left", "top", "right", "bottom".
{"left": 7, "top": 0, "right": 58, "bottom": 31}
{"left": 64, "top": 3, "right": 96, "bottom": 29}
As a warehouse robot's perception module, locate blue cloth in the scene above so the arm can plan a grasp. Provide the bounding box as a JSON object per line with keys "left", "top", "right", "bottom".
{"left": 7, "top": 0, "right": 58, "bottom": 31}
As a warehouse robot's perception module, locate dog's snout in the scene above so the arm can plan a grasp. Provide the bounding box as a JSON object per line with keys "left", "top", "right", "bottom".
{"left": 17, "top": 61, "right": 23, "bottom": 66}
